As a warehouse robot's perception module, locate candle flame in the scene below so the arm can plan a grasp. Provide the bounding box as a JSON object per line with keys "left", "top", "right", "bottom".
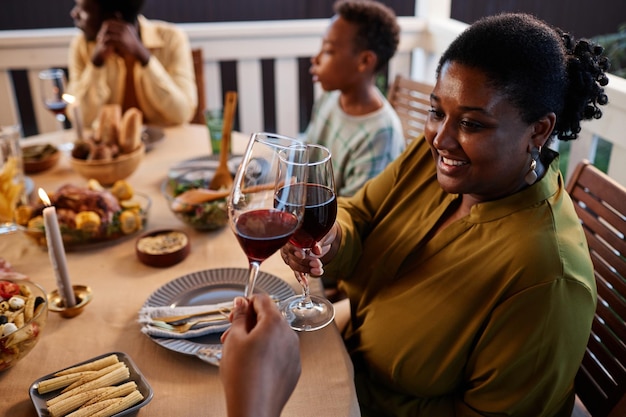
{"left": 62, "top": 93, "right": 75, "bottom": 104}
{"left": 38, "top": 188, "right": 51, "bottom": 206}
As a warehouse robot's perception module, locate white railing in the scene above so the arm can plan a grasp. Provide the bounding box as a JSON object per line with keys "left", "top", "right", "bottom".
{"left": 0, "top": 16, "right": 625, "bottom": 186}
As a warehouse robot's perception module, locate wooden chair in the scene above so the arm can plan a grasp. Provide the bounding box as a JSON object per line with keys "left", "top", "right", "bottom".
{"left": 190, "top": 48, "right": 206, "bottom": 124}
{"left": 566, "top": 160, "right": 626, "bottom": 417}
{"left": 387, "top": 74, "right": 433, "bottom": 145}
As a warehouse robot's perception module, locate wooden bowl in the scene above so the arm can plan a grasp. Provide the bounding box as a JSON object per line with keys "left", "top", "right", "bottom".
{"left": 136, "top": 229, "right": 191, "bottom": 267}
{"left": 22, "top": 144, "right": 60, "bottom": 174}
{"left": 70, "top": 143, "right": 145, "bottom": 186}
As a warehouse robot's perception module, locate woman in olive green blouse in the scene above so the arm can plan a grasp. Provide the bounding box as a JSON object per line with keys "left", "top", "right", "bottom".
{"left": 274, "top": 12, "right": 610, "bottom": 417}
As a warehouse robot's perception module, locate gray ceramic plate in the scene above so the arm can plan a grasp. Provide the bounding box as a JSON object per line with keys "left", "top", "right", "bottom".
{"left": 141, "top": 267, "right": 295, "bottom": 356}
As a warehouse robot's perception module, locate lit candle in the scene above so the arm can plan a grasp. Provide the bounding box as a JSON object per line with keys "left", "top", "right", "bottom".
{"left": 38, "top": 188, "right": 76, "bottom": 308}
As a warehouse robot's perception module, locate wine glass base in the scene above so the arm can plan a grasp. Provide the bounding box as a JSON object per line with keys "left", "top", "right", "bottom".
{"left": 281, "top": 294, "right": 335, "bottom": 332}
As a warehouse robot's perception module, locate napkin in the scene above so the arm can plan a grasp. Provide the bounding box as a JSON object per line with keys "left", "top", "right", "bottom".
{"left": 138, "top": 302, "right": 232, "bottom": 339}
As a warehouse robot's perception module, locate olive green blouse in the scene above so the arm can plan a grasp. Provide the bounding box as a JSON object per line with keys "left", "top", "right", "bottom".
{"left": 324, "top": 136, "right": 596, "bottom": 416}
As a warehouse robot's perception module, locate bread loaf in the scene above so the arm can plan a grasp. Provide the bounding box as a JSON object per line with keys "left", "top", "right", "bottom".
{"left": 119, "top": 107, "right": 143, "bottom": 153}
{"left": 95, "top": 104, "right": 122, "bottom": 145}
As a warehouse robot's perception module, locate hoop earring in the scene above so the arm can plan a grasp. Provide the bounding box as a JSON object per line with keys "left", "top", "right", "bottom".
{"left": 524, "top": 147, "right": 540, "bottom": 185}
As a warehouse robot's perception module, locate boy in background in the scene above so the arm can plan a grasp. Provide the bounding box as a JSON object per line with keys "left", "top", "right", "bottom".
{"left": 305, "top": 0, "right": 405, "bottom": 197}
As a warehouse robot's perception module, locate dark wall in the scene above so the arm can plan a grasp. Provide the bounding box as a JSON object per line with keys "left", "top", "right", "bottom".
{"left": 2, "top": 0, "right": 623, "bottom": 37}
{"left": 0, "top": 0, "right": 414, "bottom": 30}
{"left": 451, "top": 0, "right": 626, "bottom": 39}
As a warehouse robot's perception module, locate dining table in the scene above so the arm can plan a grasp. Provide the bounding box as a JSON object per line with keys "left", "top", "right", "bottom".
{"left": 0, "top": 124, "right": 361, "bottom": 417}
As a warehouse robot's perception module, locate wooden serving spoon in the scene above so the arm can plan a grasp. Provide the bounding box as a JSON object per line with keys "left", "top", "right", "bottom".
{"left": 170, "top": 182, "right": 278, "bottom": 213}
{"left": 171, "top": 188, "right": 230, "bottom": 212}
{"left": 209, "top": 91, "right": 237, "bottom": 191}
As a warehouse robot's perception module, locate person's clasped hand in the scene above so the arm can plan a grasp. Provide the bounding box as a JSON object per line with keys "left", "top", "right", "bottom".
{"left": 220, "top": 294, "right": 301, "bottom": 417}
{"left": 92, "top": 17, "right": 150, "bottom": 66}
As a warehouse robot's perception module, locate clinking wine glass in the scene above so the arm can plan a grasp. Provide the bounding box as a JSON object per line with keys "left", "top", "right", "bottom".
{"left": 228, "top": 132, "right": 309, "bottom": 299}
{"left": 281, "top": 144, "right": 337, "bottom": 331}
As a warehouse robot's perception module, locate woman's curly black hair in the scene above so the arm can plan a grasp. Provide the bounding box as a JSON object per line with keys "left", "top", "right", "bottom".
{"left": 437, "top": 13, "right": 610, "bottom": 142}
{"left": 334, "top": 0, "right": 400, "bottom": 73}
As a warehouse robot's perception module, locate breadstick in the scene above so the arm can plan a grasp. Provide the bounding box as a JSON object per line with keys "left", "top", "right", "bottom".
{"left": 90, "top": 390, "right": 144, "bottom": 417}
{"left": 61, "top": 362, "right": 125, "bottom": 393}
{"left": 47, "top": 364, "right": 129, "bottom": 407}
{"left": 54, "top": 354, "right": 120, "bottom": 376}
{"left": 37, "top": 371, "right": 96, "bottom": 394}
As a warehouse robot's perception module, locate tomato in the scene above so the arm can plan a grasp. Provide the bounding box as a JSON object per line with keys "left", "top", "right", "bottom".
{"left": 0, "top": 281, "right": 21, "bottom": 299}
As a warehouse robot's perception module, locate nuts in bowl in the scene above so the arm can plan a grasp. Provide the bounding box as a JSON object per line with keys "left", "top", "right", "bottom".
{"left": 0, "top": 279, "right": 48, "bottom": 371}
{"left": 161, "top": 168, "right": 229, "bottom": 231}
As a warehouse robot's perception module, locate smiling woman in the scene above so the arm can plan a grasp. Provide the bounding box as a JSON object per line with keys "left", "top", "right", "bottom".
{"left": 279, "top": 12, "right": 610, "bottom": 417}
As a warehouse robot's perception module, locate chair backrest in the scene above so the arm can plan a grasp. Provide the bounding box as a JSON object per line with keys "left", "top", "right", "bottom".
{"left": 566, "top": 160, "right": 626, "bottom": 417}
{"left": 190, "top": 48, "right": 206, "bottom": 124}
{"left": 386, "top": 74, "right": 433, "bottom": 145}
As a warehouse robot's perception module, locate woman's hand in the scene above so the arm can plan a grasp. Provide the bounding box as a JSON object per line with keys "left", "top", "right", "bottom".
{"left": 220, "top": 294, "right": 301, "bottom": 417}
{"left": 280, "top": 222, "right": 341, "bottom": 277}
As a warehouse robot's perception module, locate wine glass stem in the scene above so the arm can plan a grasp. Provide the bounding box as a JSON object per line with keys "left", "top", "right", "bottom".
{"left": 244, "top": 261, "right": 261, "bottom": 298}
{"left": 294, "top": 248, "right": 313, "bottom": 306}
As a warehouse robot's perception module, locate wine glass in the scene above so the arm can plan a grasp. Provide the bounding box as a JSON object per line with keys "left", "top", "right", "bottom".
{"left": 281, "top": 144, "right": 337, "bottom": 331}
{"left": 228, "top": 132, "right": 309, "bottom": 298}
{"left": 39, "top": 69, "right": 70, "bottom": 126}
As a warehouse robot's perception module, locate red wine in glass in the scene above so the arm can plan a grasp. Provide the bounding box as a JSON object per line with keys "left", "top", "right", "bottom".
{"left": 234, "top": 209, "right": 300, "bottom": 262}
{"left": 228, "top": 132, "right": 308, "bottom": 299}
{"left": 276, "top": 184, "right": 337, "bottom": 249}
{"left": 39, "top": 68, "right": 71, "bottom": 137}
{"left": 280, "top": 144, "right": 337, "bottom": 331}
{"left": 45, "top": 100, "right": 68, "bottom": 116}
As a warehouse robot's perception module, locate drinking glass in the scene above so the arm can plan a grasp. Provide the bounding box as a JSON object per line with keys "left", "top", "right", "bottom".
{"left": 281, "top": 144, "right": 337, "bottom": 331}
{"left": 228, "top": 132, "right": 308, "bottom": 298}
{"left": 0, "top": 125, "right": 26, "bottom": 235}
{"left": 39, "top": 69, "right": 70, "bottom": 125}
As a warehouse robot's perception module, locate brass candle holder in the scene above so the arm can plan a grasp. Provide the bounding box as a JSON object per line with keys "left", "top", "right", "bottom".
{"left": 47, "top": 285, "right": 93, "bottom": 318}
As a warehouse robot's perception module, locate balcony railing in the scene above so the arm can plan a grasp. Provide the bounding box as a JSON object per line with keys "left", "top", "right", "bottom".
{"left": 1, "top": 16, "right": 624, "bottom": 185}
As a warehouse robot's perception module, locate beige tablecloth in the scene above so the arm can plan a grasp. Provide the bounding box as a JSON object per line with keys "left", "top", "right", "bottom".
{"left": 0, "top": 125, "right": 360, "bottom": 417}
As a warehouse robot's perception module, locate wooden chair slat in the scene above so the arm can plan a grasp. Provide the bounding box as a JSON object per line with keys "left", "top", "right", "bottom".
{"left": 567, "top": 160, "right": 626, "bottom": 417}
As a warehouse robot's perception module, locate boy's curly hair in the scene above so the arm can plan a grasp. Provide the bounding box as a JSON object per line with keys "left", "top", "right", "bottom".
{"left": 334, "top": 0, "right": 400, "bottom": 73}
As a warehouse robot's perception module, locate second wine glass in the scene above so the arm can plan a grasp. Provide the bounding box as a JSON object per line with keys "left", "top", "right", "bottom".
{"left": 39, "top": 69, "right": 69, "bottom": 125}
{"left": 228, "top": 132, "right": 309, "bottom": 298}
{"left": 281, "top": 144, "right": 337, "bottom": 331}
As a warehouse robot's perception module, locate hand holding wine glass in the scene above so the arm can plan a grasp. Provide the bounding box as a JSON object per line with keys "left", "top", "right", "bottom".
{"left": 228, "top": 132, "right": 308, "bottom": 299}
{"left": 281, "top": 144, "right": 337, "bottom": 331}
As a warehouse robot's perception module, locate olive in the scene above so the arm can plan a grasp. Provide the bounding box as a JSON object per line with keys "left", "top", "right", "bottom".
{"left": 34, "top": 296, "right": 45, "bottom": 309}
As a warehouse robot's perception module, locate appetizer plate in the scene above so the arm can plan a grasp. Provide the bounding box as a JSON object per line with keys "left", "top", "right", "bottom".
{"left": 29, "top": 351, "right": 153, "bottom": 417}
{"left": 141, "top": 268, "right": 295, "bottom": 356}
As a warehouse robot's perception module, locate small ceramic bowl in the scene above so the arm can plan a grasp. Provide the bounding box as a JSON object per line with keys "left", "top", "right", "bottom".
{"left": 136, "top": 229, "right": 191, "bottom": 267}
{"left": 22, "top": 144, "right": 60, "bottom": 174}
